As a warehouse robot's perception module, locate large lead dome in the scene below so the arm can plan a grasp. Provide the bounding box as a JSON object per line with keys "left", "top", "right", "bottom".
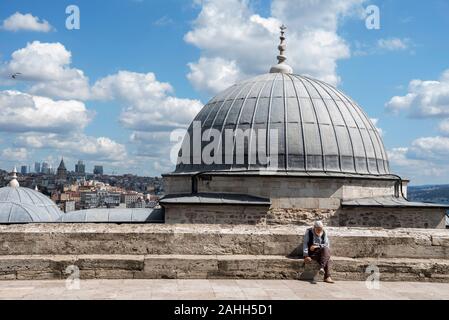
{"left": 176, "top": 25, "right": 389, "bottom": 176}
{"left": 176, "top": 72, "right": 390, "bottom": 176}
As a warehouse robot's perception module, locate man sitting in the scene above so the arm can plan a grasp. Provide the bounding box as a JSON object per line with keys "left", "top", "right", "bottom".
{"left": 303, "top": 220, "right": 335, "bottom": 284}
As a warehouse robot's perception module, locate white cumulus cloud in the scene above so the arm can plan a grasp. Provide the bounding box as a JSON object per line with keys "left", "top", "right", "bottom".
{"left": 0, "top": 41, "right": 204, "bottom": 173}
{"left": 1, "top": 12, "right": 53, "bottom": 32}
{"left": 15, "top": 133, "right": 127, "bottom": 163}
{"left": 187, "top": 57, "right": 241, "bottom": 95}
{"left": 1, "top": 41, "right": 90, "bottom": 100}
{"left": 408, "top": 136, "right": 449, "bottom": 160}
{"left": 185, "top": 0, "right": 365, "bottom": 95}
{"left": 386, "top": 69, "right": 449, "bottom": 117}
{"left": 91, "top": 70, "right": 202, "bottom": 131}
{"left": 388, "top": 136, "right": 449, "bottom": 183}
{"left": 0, "top": 90, "right": 92, "bottom": 133}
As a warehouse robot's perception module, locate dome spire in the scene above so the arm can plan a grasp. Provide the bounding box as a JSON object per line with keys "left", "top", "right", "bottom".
{"left": 270, "top": 24, "right": 293, "bottom": 74}
{"left": 8, "top": 166, "right": 19, "bottom": 188}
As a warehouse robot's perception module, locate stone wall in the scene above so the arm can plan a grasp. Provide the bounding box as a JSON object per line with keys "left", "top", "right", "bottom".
{"left": 164, "top": 205, "right": 270, "bottom": 225}
{"left": 164, "top": 175, "right": 192, "bottom": 194}
{"left": 162, "top": 174, "right": 442, "bottom": 229}
{"left": 1, "top": 223, "right": 448, "bottom": 258}
{"left": 267, "top": 208, "right": 338, "bottom": 226}
{"left": 339, "top": 207, "right": 447, "bottom": 229}
{"left": 163, "top": 174, "right": 399, "bottom": 210}
{"left": 164, "top": 205, "right": 446, "bottom": 229}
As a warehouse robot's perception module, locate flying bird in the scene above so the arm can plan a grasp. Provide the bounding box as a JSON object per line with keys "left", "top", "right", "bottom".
{"left": 11, "top": 72, "right": 22, "bottom": 79}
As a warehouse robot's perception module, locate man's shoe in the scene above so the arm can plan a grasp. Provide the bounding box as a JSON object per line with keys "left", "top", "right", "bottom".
{"left": 318, "top": 268, "right": 325, "bottom": 276}
{"left": 324, "top": 277, "right": 335, "bottom": 284}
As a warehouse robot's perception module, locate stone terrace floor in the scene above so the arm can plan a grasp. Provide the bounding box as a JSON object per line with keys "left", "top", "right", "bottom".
{"left": 0, "top": 279, "right": 448, "bottom": 300}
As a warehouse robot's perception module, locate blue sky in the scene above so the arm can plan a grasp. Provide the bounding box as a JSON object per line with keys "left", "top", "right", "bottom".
{"left": 0, "top": 0, "right": 448, "bottom": 185}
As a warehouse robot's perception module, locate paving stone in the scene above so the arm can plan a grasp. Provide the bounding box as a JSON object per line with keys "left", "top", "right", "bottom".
{"left": 0, "top": 279, "right": 447, "bottom": 300}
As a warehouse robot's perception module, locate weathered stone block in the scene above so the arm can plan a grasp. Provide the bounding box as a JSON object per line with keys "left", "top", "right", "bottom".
{"left": 94, "top": 270, "right": 136, "bottom": 279}
{"left": 16, "top": 271, "right": 62, "bottom": 280}
{"left": 76, "top": 255, "right": 144, "bottom": 271}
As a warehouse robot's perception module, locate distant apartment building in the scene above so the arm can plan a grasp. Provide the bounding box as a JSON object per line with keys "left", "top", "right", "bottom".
{"left": 80, "top": 190, "right": 120, "bottom": 209}
{"left": 80, "top": 192, "right": 98, "bottom": 209}
{"left": 20, "top": 166, "right": 27, "bottom": 175}
{"left": 121, "top": 192, "right": 142, "bottom": 206}
{"left": 97, "top": 189, "right": 120, "bottom": 207}
{"left": 62, "top": 200, "right": 76, "bottom": 213}
{"left": 103, "top": 192, "right": 121, "bottom": 207}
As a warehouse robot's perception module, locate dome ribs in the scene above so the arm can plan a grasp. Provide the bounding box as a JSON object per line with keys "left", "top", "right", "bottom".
{"left": 315, "top": 79, "right": 382, "bottom": 175}
{"left": 313, "top": 79, "right": 371, "bottom": 175}
{"left": 216, "top": 80, "right": 254, "bottom": 170}
{"left": 293, "top": 75, "right": 326, "bottom": 172}
{"left": 301, "top": 76, "right": 343, "bottom": 173}
{"left": 247, "top": 75, "right": 269, "bottom": 170}
{"left": 174, "top": 73, "right": 390, "bottom": 176}
{"left": 305, "top": 78, "right": 357, "bottom": 174}
{"left": 265, "top": 73, "right": 280, "bottom": 170}
{"left": 285, "top": 73, "right": 307, "bottom": 171}
{"left": 229, "top": 80, "right": 259, "bottom": 171}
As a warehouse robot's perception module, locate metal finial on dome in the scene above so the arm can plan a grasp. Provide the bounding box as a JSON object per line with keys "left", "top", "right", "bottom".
{"left": 8, "top": 166, "right": 20, "bottom": 188}
{"left": 278, "top": 24, "right": 287, "bottom": 63}
{"left": 270, "top": 24, "right": 293, "bottom": 74}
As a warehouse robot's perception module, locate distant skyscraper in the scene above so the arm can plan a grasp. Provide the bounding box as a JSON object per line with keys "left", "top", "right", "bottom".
{"left": 57, "top": 158, "right": 67, "bottom": 180}
{"left": 75, "top": 160, "right": 86, "bottom": 175}
{"left": 20, "top": 165, "right": 27, "bottom": 175}
{"left": 34, "top": 162, "right": 41, "bottom": 173}
{"left": 93, "top": 165, "right": 104, "bottom": 175}
{"left": 41, "top": 162, "right": 49, "bottom": 174}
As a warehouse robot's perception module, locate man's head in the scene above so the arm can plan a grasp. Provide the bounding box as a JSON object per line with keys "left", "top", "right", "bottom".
{"left": 314, "top": 220, "right": 324, "bottom": 236}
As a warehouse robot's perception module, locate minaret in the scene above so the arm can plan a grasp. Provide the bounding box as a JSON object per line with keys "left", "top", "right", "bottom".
{"left": 269, "top": 24, "right": 293, "bottom": 74}
{"left": 8, "top": 167, "right": 20, "bottom": 188}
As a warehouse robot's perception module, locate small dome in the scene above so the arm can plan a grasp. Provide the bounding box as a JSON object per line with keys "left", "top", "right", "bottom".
{"left": 176, "top": 72, "right": 390, "bottom": 175}
{"left": 0, "top": 186, "right": 62, "bottom": 223}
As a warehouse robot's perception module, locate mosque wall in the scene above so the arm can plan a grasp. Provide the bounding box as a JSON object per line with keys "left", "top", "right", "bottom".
{"left": 163, "top": 174, "right": 398, "bottom": 210}
{"left": 164, "top": 204, "right": 270, "bottom": 225}
{"left": 338, "top": 207, "right": 446, "bottom": 229}
{"left": 162, "top": 174, "right": 442, "bottom": 229}
{"left": 163, "top": 205, "right": 445, "bottom": 229}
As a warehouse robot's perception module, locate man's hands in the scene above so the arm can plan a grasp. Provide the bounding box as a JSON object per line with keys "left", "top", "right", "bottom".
{"left": 305, "top": 245, "right": 320, "bottom": 263}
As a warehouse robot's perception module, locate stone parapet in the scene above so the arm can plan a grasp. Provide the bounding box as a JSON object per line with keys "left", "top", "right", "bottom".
{"left": 0, "top": 224, "right": 448, "bottom": 259}
{"left": 1, "top": 254, "right": 449, "bottom": 283}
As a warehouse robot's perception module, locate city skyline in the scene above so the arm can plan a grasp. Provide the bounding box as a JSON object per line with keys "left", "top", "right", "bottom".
{"left": 0, "top": 1, "right": 449, "bottom": 184}
{"left": 2, "top": 158, "right": 108, "bottom": 175}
